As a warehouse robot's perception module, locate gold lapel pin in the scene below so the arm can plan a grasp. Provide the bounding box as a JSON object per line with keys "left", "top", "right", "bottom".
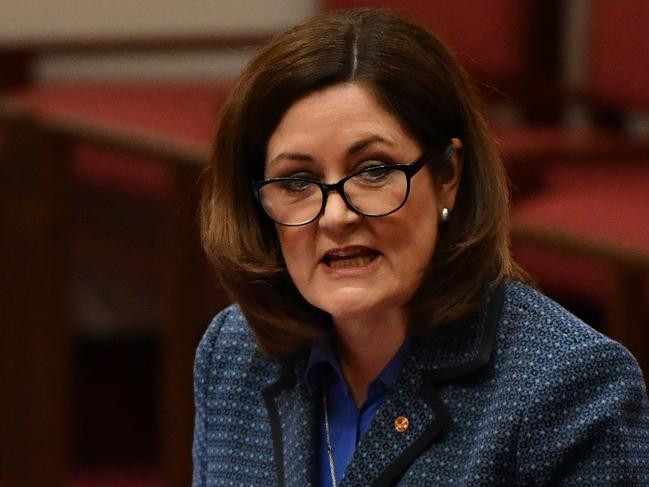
{"left": 394, "top": 416, "right": 409, "bottom": 433}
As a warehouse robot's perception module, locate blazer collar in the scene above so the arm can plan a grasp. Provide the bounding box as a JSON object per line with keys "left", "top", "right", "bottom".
{"left": 262, "top": 282, "right": 506, "bottom": 487}
{"left": 418, "top": 280, "right": 505, "bottom": 383}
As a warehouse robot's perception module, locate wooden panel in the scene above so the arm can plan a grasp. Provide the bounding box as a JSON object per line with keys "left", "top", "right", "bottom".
{"left": 0, "top": 114, "right": 72, "bottom": 487}
{"left": 159, "top": 163, "right": 226, "bottom": 487}
{"left": 1, "top": 90, "right": 228, "bottom": 487}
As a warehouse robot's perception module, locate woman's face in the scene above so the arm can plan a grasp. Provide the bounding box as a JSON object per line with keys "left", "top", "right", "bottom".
{"left": 265, "top": 83, "right": 460, "bottom": 323}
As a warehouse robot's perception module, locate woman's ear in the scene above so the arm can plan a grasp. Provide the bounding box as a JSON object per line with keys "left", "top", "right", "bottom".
{"left": 437, "top": 137, "right": 463, "bottom": 214}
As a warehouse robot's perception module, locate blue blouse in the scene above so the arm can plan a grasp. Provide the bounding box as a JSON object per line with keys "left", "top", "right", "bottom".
{"left": 304, "top": 336, "right": 410, "bottom": 486}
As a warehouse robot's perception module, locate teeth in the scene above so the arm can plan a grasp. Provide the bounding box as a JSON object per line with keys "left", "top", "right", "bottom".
{"left": 328, "top": 255, "right": 375, "bottom": 268}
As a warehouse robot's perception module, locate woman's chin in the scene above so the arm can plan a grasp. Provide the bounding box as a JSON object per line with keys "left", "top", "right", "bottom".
{"left": 313, "top": 288, "right": 400, "bottom": 324}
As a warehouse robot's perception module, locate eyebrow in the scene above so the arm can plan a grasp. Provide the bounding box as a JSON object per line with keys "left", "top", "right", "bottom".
{"left": 347, "top": 134, "right": 393, "bottom": 155}
{"left": 267, "top": 134, "right": 394, "bottom": 168}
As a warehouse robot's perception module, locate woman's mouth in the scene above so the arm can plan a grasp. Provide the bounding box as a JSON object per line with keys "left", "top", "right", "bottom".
{"left": 322, "top": 247, "right": 380, "bottom": 269}
{"left": 328, "top": 254, "right": 376, "bottom": 268}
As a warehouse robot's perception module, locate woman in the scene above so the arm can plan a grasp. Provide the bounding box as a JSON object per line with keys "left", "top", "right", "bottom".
{"left": 194, "top": 9, "right": 649, "bottom": 486}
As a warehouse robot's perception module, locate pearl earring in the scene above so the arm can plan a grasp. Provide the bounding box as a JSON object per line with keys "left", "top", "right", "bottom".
{"left": 440, "top": 207, "right": 450, "bottom": 222}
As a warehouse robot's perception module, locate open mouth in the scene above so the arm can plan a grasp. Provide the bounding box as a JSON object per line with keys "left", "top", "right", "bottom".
{"left": 323, "top": 247, "right": 380, "bottom": 269}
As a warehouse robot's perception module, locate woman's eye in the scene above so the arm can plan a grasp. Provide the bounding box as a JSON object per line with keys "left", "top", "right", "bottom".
{"left": 357, "top": 159, "right": 390, "bottom": 171}
{"left": 278, "top": 179, "right": 313, "bottom": 192}
{"left": 356, "top": 166, "right": 393, "bottom": 183}
{"left": 285, "top": 170, "right": 316, "bottom": 179}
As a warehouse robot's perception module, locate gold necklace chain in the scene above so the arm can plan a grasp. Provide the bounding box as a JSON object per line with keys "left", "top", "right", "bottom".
{"left": 322, "top": 385, "right": 337, "bottom": 487}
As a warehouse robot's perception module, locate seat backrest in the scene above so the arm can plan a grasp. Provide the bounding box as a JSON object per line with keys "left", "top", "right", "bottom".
{"left": 588, "top": 0, "right": 649, "bottom": 111}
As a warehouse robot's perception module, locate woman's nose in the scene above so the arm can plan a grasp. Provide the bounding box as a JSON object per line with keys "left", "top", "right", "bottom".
{"left": 317, "top": 190, "right": 362, "bottom": 230}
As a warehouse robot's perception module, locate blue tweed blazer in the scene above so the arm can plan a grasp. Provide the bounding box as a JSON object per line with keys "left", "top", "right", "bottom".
{"left": 192, "top": 281, "right": 649, "bottom": 486}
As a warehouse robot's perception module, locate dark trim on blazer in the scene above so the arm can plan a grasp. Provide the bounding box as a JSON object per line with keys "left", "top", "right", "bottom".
{"left": 426, "top": 282, "right": 505, "bottom": 384}
{"left": 373, "top": 283, "right": 505, "bottom": 486}
{"left": 372, "top": 384, "right": 450, "bottom": 487}
{"left": 261, "top": 364, "right": 297, "bottom": 487}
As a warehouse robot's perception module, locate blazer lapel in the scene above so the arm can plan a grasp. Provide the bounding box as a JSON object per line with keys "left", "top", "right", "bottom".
{"left": 262, "top": 359, "right": 318, "bottom": 487}
{"left": 339, "top": 353, "right": 450, "bottom": 487}
{"left": 341, "top": 283, "right": 506, "bottom": 487}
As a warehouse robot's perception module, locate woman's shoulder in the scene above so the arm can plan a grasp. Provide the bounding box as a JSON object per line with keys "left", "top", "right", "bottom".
{"left": 498, "top": 280, "right": 644, "bottom": 387}
{"left": 198, "top": 303, "right": 250, "bottom": 343}
{"left": 196, "top": 304, "right": 251, "bottom": 352}
{"left": 194, "top": 304, "right": 270, "bottom": 381}
{"left": 502, "top": 280, "right": 622, "bottom": 350}
{"left": 495, "top": 281, "right": 649, "bottom": 483}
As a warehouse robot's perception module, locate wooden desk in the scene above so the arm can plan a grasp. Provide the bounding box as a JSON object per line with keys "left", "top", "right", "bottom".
{"left": 0, "top": 93, "right": 227, "bottom": 487}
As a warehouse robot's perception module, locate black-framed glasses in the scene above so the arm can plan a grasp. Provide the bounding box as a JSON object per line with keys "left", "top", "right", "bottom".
{"left": 252, "top": 144, "right": 452, "bottom": 226}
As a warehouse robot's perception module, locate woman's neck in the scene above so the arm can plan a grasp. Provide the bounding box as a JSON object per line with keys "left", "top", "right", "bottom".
{"left": 332, "top": 309, "right": 407, "bottom": 407}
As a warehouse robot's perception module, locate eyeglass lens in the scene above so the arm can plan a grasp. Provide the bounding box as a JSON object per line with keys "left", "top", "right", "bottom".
{"left": 259, "top": 167, "right": 409, "bottom": 225}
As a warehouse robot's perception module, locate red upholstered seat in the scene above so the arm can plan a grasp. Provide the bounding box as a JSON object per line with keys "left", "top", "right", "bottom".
{"left": 9, "top": 81, "right": 231, "bottom": 197}
{"left": 11, "top": 81, "right": 228, "bottom": 144}
{"left": 491, "top": 125, "right": 643, "bottom": 198}
{"left": 516, "top": 161, "right": 649, "bottom": 251}
{"left": 512, "top": 160, "right": 649, "bottom": 303}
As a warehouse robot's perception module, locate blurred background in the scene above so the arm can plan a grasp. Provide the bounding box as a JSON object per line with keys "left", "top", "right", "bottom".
{"left": 1, "top": 1, "right": 647, "bottom": 486}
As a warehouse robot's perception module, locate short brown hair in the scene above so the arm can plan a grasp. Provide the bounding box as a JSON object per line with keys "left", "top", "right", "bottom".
{"left": 201, "top": 8, "right": 527, "bottom": 359}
